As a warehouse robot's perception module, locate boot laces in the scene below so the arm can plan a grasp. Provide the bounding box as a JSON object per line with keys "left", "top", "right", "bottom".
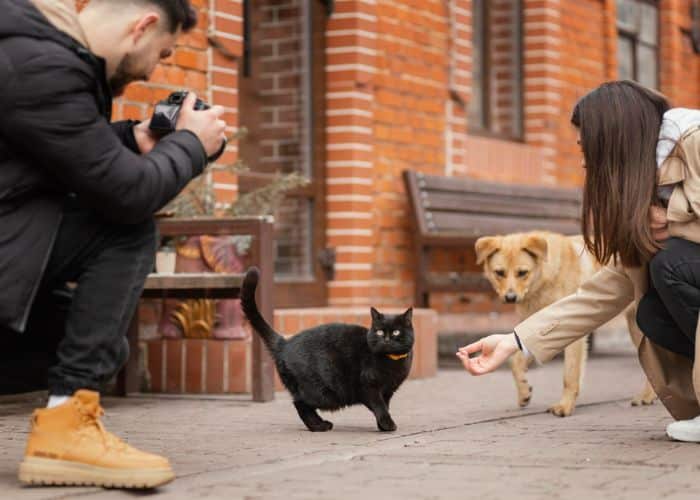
{"left": 77, "top": 401, "right": 128, "bottom": 451}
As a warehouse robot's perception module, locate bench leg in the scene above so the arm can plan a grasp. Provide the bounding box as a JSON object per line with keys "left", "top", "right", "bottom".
{"left": 115, "top": 311, "right": 140, "bottom": 396}
{"left": 251, "top": 259, "right": 275, "bottom": 402}
{"left": 251, "top": 334, "right": 275, "bottom": 402}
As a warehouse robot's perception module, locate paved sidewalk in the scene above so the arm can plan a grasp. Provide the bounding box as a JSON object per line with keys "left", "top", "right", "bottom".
{"left": 1, "top": 354, "right": 699, "bottom": 499}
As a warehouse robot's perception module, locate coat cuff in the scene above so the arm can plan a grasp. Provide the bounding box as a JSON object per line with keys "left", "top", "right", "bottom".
{"left": 513, "top": 321, "right": 560, "bottom": 364}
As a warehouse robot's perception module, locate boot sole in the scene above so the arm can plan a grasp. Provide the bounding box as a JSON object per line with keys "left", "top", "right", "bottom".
{"left": 18, "top": 456, "right": 175, "bottom": 489}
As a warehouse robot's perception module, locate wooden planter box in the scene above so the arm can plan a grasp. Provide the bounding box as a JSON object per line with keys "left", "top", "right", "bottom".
{"left": 120, "top": 216, "right": 275, "bottom": 401}
{"left": 143, "top": 307, "right": 438, "bottom": 395}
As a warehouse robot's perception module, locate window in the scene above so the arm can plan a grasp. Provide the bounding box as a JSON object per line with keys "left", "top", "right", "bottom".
{"left": 239, "top": 0, "right": 328, "bottom": 307}
{"left": 616, "top": 0, "right": 659, "bottom": 88}
{"left": 469, "top": 0, "right": 523, "bottom": 140}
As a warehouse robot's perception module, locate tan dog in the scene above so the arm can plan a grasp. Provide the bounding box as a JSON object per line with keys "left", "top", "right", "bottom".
{"left": 475, "top": 231, "right": 656, "bottom": 417}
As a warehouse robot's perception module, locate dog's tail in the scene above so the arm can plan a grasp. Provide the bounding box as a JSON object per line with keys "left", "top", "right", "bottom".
{"left": 241, "top": 267, "right": 285, "bottom": 354}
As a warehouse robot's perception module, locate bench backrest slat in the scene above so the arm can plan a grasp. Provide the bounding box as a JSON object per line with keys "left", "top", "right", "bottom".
{"left": 429, "top": 212, "right": 580, "bottom": 236}
{"left": 404, "top": 170, "right": 583, "bottom": 239}
{"left": 417, "top": 174, "right": 581, "bottom": 202}
{"left": 423, "top": 191, "right": 581, "bottom": 220}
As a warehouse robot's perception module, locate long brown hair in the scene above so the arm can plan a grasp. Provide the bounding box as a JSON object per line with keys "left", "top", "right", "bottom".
{"left": 571, "top": 80, "right": 671, "bottom": 267}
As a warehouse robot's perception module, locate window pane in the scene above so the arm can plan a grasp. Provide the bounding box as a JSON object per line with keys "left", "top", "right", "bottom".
{"left": 469, "top": 0, "right": 522, "bottom": 139}
{"left": 239, "top": 0, "right": 315, "bottom": 280}
{"left": 488, "top": 0, "right": 521, "bottom": 138}
{"left": 637, "top": 44, "right": 658, "bottom": 88}
{"left": 638, "top": 3, "right": 657, "bottom": 46}
{"left": 618, "top": 35, "right": 634, "bottom": 80}
{"left": 274, "top": 197, "right": 313, "bottom": 279}
{"left": 616, "top": 0, "right": 640, "bottom": 32}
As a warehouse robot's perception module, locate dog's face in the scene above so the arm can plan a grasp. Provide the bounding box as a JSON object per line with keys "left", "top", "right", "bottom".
{"left": 475, "top": 233, "right": 548, "bottom": 304}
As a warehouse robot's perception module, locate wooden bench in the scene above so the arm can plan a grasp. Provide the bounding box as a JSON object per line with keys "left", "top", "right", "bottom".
{"left": 403, "top": 171, "right": 582, "bottom": 307}
{"left": 115, "top": 216, "right": 276, "bottom": 402}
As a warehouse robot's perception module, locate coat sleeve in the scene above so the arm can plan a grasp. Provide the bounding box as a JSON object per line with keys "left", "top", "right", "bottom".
{"left": 515, "top": 264, "right": 635, "bottom": 363}
{"left": 0, "top": 50, "right": 207, "bottom": 224}
{"left": 679, "top": 129, "right": 700, "bottom": 218}
{"left": 110, "top": 120, "right": 141, "bottom": 154}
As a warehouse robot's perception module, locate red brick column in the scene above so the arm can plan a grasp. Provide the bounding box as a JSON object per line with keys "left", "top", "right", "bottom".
{"left": 522, "top": 0, "right": 563, "bottom": 186}
{"left": 325, "top": 0, "right": 378, "bottom": 306}
{"left": 209, "top": 0, "right": 243, "bottom": 208}
{"left": 446, "top": 0, "right": 471, "bottom": 177}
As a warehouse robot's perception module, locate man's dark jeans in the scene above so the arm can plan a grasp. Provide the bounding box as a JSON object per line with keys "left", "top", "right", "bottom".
{"left": 637, "top": 237, "right": 700, "bottom": 360}
{"left": 0, "top": 198, "right": 156, "bottom": 395}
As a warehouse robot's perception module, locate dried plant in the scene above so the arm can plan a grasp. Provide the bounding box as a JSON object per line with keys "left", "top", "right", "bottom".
{"left": 163, "top": 127, "right": 309, "bottom": 218}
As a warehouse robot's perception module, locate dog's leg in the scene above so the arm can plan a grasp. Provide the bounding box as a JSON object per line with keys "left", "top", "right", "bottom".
{"left": 631, "top": 380, "right": 657, "bottom": 406}
{"left": 549, "top": 336, "right": 588, "bottom": 417}
{"left": 509, "top": 351, "right": 533, "bottom": 408}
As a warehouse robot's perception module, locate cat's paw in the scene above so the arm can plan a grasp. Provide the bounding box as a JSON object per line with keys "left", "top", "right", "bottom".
{"left": 377, "top": 416, "right": 397, "bottom": 432}
{"left": 308, "top": 420, "right": 334, "bottom": 432}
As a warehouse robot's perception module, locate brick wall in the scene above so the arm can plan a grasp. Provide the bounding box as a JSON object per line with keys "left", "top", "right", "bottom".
{"left": 661, "top": 0, "right": 700, "bottom": 108}
{"left": 324, "top": 0, "right": 378, "bottom": 305}
{"left": 75, "top": 0, "right": 700, "bottom": 320}
{"left": 370, "top": 1, "right": 449, "bottom": 306}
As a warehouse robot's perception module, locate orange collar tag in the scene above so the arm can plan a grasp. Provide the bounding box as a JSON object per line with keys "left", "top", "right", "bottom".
{"left": 386, "top": 353, "right": 410, "bottom": 361}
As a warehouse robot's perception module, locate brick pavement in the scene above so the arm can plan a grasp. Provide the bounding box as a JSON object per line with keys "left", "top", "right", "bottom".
{"left": 1, "top": 354, "right": 699, "bottom": 499}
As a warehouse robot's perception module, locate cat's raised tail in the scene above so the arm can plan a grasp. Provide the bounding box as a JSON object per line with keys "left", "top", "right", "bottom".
{"left": 241, "top": 267, "right": 285, "bottom": 354}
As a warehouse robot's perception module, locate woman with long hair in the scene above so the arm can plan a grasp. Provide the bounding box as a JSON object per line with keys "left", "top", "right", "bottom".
{"left": 458, "top": 80, "right": 700, "bottom": 441}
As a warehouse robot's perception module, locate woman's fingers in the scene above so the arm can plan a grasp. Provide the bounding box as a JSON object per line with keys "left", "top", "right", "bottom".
{"left": 456, "top": 351, "right": 486, "bottom": 375}
{"left": 460, "top": 340, "right": 483, "bottom": 355}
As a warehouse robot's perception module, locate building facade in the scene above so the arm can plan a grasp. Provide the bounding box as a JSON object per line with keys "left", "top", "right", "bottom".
{"left": 82, "top": 0, "right": 700, "bottom": 325}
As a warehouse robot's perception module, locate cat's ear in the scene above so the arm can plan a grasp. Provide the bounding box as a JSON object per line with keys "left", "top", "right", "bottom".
{"left": 370, "top": 307, "right": 382, "bottom": 322}
{"left": 403, "top": 307, "right": 413, "bottom": 324}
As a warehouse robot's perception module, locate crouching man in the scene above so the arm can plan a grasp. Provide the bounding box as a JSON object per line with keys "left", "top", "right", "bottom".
{"left": 0, "top": 0, "right": 226, "bottom": 488}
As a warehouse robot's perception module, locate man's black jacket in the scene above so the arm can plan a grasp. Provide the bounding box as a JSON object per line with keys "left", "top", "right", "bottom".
{"left": 0, "top": 0, "right": 207, "bottom": 333}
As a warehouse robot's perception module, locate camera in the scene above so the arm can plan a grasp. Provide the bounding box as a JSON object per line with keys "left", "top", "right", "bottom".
{"left": 150, "top": 91, "right": 226, "bottom": 162}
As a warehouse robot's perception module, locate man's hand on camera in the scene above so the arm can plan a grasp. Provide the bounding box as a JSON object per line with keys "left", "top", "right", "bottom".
{"left": 133, "top": 120, "right": 159, "bottom": 154}
{"left": 175, "top": 92, "right": 227, "bottom": 159}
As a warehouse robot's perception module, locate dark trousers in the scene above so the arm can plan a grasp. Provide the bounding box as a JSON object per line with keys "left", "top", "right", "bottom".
{"left": 0, "top": 198, "right": 156, "bottom": 395}
{"left": 637, "top": 238, "right": 700, "bottom": 360}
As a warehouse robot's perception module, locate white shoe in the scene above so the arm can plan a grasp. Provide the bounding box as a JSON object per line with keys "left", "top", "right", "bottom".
{"left": 666, "top": 416, "right": 700, "bottom": 442}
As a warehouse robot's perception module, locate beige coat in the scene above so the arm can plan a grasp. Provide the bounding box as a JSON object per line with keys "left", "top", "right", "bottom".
{"left": 517, "top": 125, "right": 700, "bottom": 421}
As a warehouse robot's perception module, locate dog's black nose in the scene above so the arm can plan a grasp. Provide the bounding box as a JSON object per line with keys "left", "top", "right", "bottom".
{"left": 504, "top": 292, "right": 517, "bottom": 303}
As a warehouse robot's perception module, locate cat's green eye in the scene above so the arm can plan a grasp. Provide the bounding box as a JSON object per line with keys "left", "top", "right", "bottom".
{"left": 376, "top": 330, "right": 384, "bottom": 336}
{"left": 392, "top": 330, "right": 400, "bottom": 337}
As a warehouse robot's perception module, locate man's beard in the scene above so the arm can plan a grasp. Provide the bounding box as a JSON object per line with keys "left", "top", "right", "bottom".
{"left": 109, "top": 53, "right": 147, "bottom": 96}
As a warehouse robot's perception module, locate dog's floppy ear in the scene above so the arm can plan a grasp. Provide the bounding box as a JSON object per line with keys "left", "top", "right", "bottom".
{"left": 475, "top": 236, "right": 502, "bottom": 265}
{"left": 522, "top": 234, "right": 548, "bottom": 260}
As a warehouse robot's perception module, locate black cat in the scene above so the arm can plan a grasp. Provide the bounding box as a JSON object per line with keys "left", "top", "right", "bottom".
{"left": 241, "top": 267, "right": 414, "bottom": 432}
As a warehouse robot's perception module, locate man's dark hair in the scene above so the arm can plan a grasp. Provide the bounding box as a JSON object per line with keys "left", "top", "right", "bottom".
{"left": 141, "top": 0, "right": 198, "bottom": 33}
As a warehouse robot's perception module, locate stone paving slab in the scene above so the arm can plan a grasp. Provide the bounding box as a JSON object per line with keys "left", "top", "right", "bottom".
{"left": 1, "top": 354, "right": 699, "bottom": 499}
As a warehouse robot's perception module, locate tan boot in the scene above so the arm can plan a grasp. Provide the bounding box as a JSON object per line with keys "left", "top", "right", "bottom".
{"left": 18, "top": 390, "right": 174, "bottom": 489}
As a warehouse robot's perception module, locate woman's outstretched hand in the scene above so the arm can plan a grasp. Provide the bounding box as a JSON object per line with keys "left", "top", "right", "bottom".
{"left": 456, "top": 334, "right": 519, "bottom": 375}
